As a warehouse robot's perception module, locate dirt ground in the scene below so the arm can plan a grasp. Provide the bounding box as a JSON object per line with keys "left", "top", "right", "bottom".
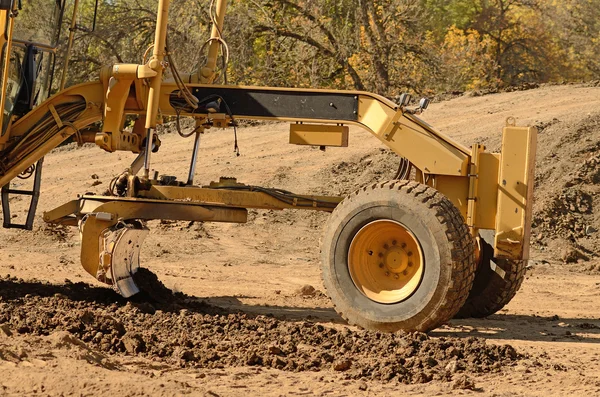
{"left": 1, "top": 83, "right": 600, "bottom": 396}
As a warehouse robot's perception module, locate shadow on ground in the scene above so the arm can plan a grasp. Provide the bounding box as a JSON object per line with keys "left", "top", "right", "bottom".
{"left": 1, "top": 276, "right": 598, "bottom": 344}
{"left": 441, "top": 314, "right": 600, "bottom": 344}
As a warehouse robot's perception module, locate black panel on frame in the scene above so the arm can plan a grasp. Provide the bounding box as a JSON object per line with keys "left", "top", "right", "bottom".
{"left": 175, "top": 87, "right": 359, "bottom": 121}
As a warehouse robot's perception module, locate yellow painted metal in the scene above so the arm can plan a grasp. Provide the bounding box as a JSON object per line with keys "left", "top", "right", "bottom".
{"left": 154, "top": 85, "right": 468, "bottom": 177}
{"left": 0, "top": 0, "right": 537, "bottom": 279}
{"left": 198, "top": 0, "right": 228, "bottom": 84}
{"left": 3, "top": 81, "right": 104, "bottom": 140}
{"left": 494, "top": 125, "right": 538, "bottom": 260}
{"left": 466, "top": 144, "right": 484, "bottom": 233}
{"left": 59, "top": 0, "right": 79, "bottom": 90}
{"left": 348, "top": 220, "right": 424, "bottom": 304}
{"left": 138, "top": 185, "right": 342, "bottom": 212}
{"left": 475, "top": 153, "right": 500, "bottom": 230}
{"left": 431, "top": 175, "right": 469, "bottom": 219}
{"left": 0, "top": 5, "right": 16, "bottom": 131}
{"left": 144, "top": 0, "right": 170, "bottom": 129}
{"left": 0, "top": 125, "right": 76, "bottom": 186}
{"left": 289, "top": 124, "right": 349, "bottom": 147}
{"left": 0, "top": 82, "right": 104, "bottom": 187}
{"left": 98, "top": 65, "right": 143, "bottom": 152}
{"left": 48, "top": 196, "right": 247, "bottom": 281}
{"left": 357, "top": 96, "right": 470, "bottom": 176}
{"left": 45, "top": 196, "right": 249, "bottom": 225}
{"left": 42, "top": 199, "right": 79, "bottom": 226}
{"left": 80, "top": 212, "right": 117, "bottom": 280}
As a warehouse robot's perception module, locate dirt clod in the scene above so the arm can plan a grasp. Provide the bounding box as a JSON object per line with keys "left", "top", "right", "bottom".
{"left": 452, "top": 374, "right": 477, "bottom": 390}
{"left": 0, "top": 324, "right": 13, "bottom": 337}
{"left": 332, "top": 358, "right": 352, "bottom": 372}
{"left": 131, "top": 268, "right": 177, "bottom": 304}
{"left": 296, "top": 285, "right": 316, "bottom": 296}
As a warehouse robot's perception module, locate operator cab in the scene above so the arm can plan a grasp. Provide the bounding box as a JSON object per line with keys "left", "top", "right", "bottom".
{"left": 0, "top": 0, "right": 64, "bottom": 134}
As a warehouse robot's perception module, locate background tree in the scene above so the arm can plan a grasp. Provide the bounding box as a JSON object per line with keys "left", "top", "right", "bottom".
{"left": 11, "top": 0, "right": 600, "bottom": 98}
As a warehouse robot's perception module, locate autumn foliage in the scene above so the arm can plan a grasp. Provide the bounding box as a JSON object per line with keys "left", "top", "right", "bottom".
{"left": 15, "top": 0, "right": 600, "bottom": 97}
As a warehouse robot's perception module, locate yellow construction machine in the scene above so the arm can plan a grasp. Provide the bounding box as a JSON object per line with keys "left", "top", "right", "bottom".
{"left": 0, "top": 0, "right": 536, "bottom": 332}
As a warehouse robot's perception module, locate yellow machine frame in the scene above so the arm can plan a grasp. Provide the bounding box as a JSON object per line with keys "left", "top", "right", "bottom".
{"left": 0, "top": 0, "right": 537, "bottom": 290}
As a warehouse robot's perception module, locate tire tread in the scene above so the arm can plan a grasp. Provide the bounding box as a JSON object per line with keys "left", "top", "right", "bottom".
{"left": 321, "top": 180, "right": 477, "bottom": 332}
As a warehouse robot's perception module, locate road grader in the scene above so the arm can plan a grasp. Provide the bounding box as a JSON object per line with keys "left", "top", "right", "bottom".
{"left": 0, "top": 0, "right": 536, "bottom": 332}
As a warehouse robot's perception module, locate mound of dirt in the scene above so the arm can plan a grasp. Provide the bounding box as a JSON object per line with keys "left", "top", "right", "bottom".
{"left": 531, "top": 113, "right": 600, "bottom": 262}
{"left": 317, "top": 149, "right": 399, "bottom": 196}
{"left": 0, "top": 273, "right": 523, "bottom": 384}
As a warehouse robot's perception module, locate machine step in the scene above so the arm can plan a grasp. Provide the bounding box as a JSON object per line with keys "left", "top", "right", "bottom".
{"left": 1, "top": 158, "right": 44, "bottom": 230}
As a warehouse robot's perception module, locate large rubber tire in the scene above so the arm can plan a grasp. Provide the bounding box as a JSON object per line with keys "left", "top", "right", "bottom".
{"left": 454, "top": 233, "right": 526, "bottom": 318}
{"left": 320, "top": 181, "right": 477, "bottom": 332}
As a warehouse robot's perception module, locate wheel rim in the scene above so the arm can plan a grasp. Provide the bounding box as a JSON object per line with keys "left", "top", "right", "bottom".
{"left": 348, "top": 220, "right": 424, "bottom": 304}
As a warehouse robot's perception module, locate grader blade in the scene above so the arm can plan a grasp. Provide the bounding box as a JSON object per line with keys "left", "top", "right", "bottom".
{"left": 99, "top": 224, "right": 149, "bottom": 298}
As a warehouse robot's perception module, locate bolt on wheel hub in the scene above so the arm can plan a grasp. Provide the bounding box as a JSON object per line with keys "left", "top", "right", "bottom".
{"left": 348, "top": 220, "right": 424, "bottom": 304}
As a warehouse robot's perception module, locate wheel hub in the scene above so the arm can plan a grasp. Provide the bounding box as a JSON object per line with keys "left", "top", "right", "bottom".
{"left": 348, "top": 220, "right": 424, "bottom": 304}
{"left": 383, "top": 246, "right": 410, "bottom": 273}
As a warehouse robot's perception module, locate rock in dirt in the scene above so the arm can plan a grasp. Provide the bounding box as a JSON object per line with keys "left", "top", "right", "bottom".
{"left": 296, "top": 285, "right": 316, "bottom": 296}
{"left": 332, "top": 358, "right": 352, "bottom": 372}
{"left": 50, "top": 331, "right": 86, "bottom": 349}
{"left": 268, "top": 345, "right": 283, "bottom": 355}
{"left": 0, "top": 324, "right": 13, "bottom": 337}
{"left": 452, "top": 374, "right": 477, "bottom": 390}
{"left": 562, "top": 246, "right": 589, "bottom": 264}
{"left": 121, "top": 333, "right": 146, "bottom": 354}
{"left": 530, "top": 113, "right": 600, "bottom": 258}
{"left": 444, "top": 360, "right": 459, "bottom": 373}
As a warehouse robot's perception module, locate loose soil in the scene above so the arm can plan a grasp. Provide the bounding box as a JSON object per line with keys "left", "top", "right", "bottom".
{"left": 0, "top": 272, "right": 522, "bottom": 384}
{"left": 1, "top": 84, "right": 600, "bottom": 396}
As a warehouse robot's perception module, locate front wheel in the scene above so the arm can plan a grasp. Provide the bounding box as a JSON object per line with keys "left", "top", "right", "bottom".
{"left": 320, "top": 181, "right": 477, "bottom": 332}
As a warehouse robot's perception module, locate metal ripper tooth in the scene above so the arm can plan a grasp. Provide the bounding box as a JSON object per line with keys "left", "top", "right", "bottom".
{"left": 99, "top": 223, "right": 149, "bottom": 298}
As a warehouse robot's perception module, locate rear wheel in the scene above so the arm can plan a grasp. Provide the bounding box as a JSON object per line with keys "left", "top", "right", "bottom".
{"left": 454, "top": 232, "right": 526, "bottom": 318}
{"left": 320, "top": 181, "right": 477, "bottom": 332}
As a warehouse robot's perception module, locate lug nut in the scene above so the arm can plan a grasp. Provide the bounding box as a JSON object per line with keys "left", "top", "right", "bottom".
{"left": 408, "top": 261, "right": 413, "bottom": 267}
{"left": 403, "top": 270, "right": 408, "bottom": 276}
{"left": 385, "top": 271, "right": 390, "bottom": 277}
{"left": 407, "top": 251, "right": 413, "bottom": 257}
{"left": 378, "top": 252, "right": 384, "bottom": 258}
{"left": 392, "top": 240, "right": 397, "bottom": 246}
{"left": 379, "top": 263, "right": 384, "bottom": 268}
{"left": 401, "top": 243, "right": 407, "bottom": 248}
{"left": 383, "top": 244, "right": 389, "bottom": 250}
{"left": 394, "top": 274, "right": 399, "bottom": 279}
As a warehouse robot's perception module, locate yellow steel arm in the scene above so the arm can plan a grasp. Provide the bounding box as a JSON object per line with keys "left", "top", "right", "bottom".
{"left": 0, "top": 82, "right": 104, "bottom": 187}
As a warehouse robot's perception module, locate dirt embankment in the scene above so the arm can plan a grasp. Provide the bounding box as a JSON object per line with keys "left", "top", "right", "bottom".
{"left": 530, "top": 113, "right": 600, "bottom": 265}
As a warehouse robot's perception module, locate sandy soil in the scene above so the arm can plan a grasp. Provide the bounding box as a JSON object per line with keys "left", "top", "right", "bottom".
{"left": 1, "top": 83, "right": 600, "bottom": 396}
